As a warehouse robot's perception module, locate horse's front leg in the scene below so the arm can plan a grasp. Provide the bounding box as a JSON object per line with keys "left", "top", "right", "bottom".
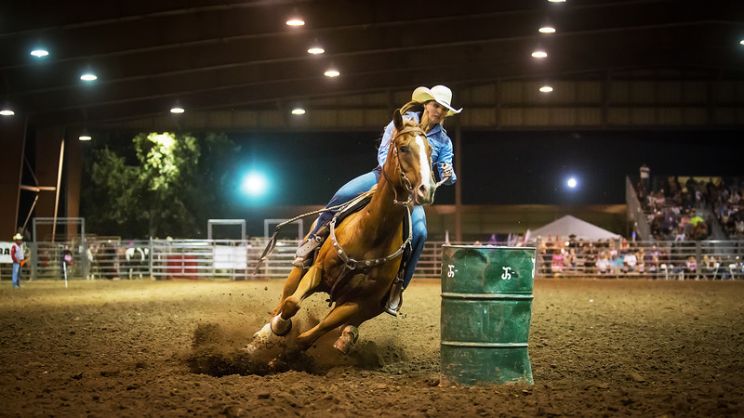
{"left": 271, "top": 265, "right": 305, "bottom": 316}
{"left": 294, "top": 302, "right": 360, "bottom": 351}
{"left": 270, "top": 266, "right": 322, "bottom": 335}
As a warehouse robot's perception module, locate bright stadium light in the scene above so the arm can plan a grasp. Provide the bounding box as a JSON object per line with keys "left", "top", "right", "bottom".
{"left": 324, "top": 68, "right": 340, "bottom": 78}
{"left": 30, "top": 48, "right": 50, "bottom": 58}
{"left": 566, "top": 177, "right": 578, "bottom": 189}
{"left": 80, "top": 72, "right": 98, "bottom": 81}
{"left": 539, "top": 26, "right": 556, "bottom": 34}
{"left": 286, "top": 17, "right": 305, "bottom": 27}
{"left": 307, "top": 46, "right": 325, "bottom": 55}
{"left": 241, "top": 172, "right": 268, "bottom": 197}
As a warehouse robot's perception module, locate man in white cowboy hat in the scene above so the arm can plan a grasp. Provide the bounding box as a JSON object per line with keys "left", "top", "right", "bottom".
{"left": 294, "top": 84, "right": 462, "bottom": 315}
{"left": 10, "top": 233, "right": 26, "bottom": 288}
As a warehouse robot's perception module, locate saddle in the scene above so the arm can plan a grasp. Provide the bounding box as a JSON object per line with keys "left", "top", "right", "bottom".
{"left": 298, "top": 191, "right": 413, "bottom": 277}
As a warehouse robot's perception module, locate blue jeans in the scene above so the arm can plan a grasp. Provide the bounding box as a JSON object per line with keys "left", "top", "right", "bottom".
{"left": 12, "top": 263, "right": 21, "bottom": 288}
{"left": 312, "top": 170, "right": 427, "bottom": 288}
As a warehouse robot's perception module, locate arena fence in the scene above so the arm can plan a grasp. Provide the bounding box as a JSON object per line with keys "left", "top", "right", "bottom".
{"left": 10, "top": 239, "right": 744, "bottom": 281}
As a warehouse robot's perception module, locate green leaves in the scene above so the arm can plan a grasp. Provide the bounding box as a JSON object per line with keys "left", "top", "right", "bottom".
{"left": 82, "top": 132, "right": 236, "bottom": 238}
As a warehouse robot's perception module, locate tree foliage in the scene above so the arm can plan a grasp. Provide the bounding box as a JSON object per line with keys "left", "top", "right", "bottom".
{"left": 81, "top": 132, "right": 238, "bottom": 238}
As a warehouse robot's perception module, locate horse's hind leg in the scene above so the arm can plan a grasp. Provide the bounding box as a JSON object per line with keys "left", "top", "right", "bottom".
{"left": 333, "top": 302, "right": 384, "bottom": 354}
{"left": 271, "top": 266, "right": 322, "bottom": 335}
{"left": 294, "top": 302, "right": 360, "bottom": 351}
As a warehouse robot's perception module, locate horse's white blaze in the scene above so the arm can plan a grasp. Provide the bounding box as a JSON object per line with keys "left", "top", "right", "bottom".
{"left": 415, "top": 134, "right": 432, "bottom": 186}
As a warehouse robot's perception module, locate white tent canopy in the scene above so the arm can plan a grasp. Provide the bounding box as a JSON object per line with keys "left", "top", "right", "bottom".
{"left": 526, "top": 215, "right": 621, "bottom": 241}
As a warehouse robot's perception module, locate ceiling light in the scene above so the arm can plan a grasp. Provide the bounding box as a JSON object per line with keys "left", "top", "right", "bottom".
{"left": 79, "top": 135, "right": 92, "bottom": 141}
{"left": 539, "top": 85, "right": 554, "bottom": 93}
{"left": 307, "top": 46, "right": 325, "bottom": 55}
{"left": 80, "top": 73, "right": 98, "bottom": 81}
{"left": 0, "top": 109, "right": 15, "bottom": 116}
{"left": 324, "top": 69, "right": 340, "bottom": 78}
{"left": 30, "top": 49, "right": 49, "bottom": 58}
{"left": 548, "top": 0, "right": 566, "bottom": 3}
{"left": 286, "top": 18, "right": 305, "bottom": 27}
{"left": 170, "top": 106, "right": 185, "bottom": 114}
{"left": 539, "top": 26, "right": 556, "bottom": 34}
{"left": 531, "top": 50, "right": 548, "bottom": 59}
{"left": 740, "top": 39, "right": 744, "bottom": 46}
{"left": 291, "top": 107, "right": 306, "bottom": 115}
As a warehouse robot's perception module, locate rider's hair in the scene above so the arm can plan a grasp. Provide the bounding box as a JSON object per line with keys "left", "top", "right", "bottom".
{"left": 400, "top": 100, "right": 446, "bottom": 132}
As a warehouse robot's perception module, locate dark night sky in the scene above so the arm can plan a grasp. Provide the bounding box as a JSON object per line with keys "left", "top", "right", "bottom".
{"left": 230, "top": 129, "right": 743, "bottom": 207}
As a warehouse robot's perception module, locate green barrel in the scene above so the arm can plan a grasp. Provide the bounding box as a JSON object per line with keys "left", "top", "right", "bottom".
{"left": 440, "top": 245, "right": 536, "bottom": 385}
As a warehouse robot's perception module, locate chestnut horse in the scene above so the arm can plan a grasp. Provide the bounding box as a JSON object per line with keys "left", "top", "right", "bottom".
{"left": 254, "top": 110, "right": 435, "bottom": 354}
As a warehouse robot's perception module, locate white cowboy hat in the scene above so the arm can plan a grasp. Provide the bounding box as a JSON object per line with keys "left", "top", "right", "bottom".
{"left": 411, "top": 85, "right": 462, "bottom": 116}
{"left": 12, "top": 233, "right": 23, "bottom": 241}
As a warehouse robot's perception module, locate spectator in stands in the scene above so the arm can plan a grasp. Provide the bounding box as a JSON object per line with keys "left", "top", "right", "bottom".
{"left": 623, "top": 250, "right": 638, "bottom": 273}
{"left": 596, "top": 251, "right": 610, "bottom": 275}
{"left": 635, "top": 248, "right": 645, "bottom": 274}
{"left": 685, "top": 256, "right": 698, "bottom": 280}
{"left": 702, "top": 255, "right": 719, "bottom": 280}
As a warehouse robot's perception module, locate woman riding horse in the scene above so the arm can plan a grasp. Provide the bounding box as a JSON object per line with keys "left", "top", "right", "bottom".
{"left": 263, "top": 110, "right": 437, "bottom": 353}
{"left": 286, "top": 85, "right": 461, "bottom": 316}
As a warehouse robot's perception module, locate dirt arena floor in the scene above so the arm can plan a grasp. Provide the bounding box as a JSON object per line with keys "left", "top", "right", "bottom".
{"left": 1, "top": 277, "right": 743, "bottom": 417}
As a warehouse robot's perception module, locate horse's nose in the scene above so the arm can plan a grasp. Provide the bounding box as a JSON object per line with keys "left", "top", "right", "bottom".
{"left": 416, "top": 183, "right": 433, "bottom": 204}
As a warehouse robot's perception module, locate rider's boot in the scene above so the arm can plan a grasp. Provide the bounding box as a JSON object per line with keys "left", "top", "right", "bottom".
{"left": 292, "top": 233, "right": 323, "bottom": 268}
{"left": 384, "top": 278, "right": 404, "bottom": 316}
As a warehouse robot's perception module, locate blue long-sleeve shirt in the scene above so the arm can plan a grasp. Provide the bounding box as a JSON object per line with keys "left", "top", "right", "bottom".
{"left": 377, "top": 111, "right": 457, "bottom": 185}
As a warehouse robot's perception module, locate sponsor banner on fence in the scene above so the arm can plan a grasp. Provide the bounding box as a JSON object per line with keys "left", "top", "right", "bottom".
{"left": 213, "top": 246, "right": 248, "bottom": 270}
{"left": 0, "top": 242, "right": 12, "bottom": 264}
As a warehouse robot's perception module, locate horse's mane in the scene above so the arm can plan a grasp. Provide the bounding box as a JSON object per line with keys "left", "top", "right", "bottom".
{"left": 376, "top": 104, "right": 429, "bottom": 152}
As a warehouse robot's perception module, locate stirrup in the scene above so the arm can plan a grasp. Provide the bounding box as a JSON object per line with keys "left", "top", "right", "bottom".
{"left": 292, "top": 234, "right": 322, "bottom": 267}
{"left": 384, "top": 279, "right": 404, "bottom": 316}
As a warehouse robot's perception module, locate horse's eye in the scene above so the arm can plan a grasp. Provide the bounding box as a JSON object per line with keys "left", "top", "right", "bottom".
{"left": 399, "top": 146, "right": 410, "bottom": 153}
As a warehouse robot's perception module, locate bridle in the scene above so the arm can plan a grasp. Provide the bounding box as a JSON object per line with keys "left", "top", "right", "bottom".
{"left": 381, "top": 125, "right": 429, "bottom": 207}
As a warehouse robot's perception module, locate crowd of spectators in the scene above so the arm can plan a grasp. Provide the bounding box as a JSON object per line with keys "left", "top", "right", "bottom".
{"left": 637, "top": 174, "right": 712, "bottom": 241}
{"left": 709, "top": 179, "right": 744, "bottom": 239}
{"left": 636, "top": 168, "right": 744, "bottom": 240}
{"left": 535, "top": 235, "right": 744, "bottom": 279}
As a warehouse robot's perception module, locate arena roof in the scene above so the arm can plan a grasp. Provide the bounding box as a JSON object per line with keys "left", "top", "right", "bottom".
{"left": 1, "top": 0, "right": 743, "bottom": 128}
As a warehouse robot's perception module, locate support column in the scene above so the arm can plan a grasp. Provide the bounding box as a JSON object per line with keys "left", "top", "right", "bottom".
{"left": 0, "top": 117, "right": 27, "bottom": 239}
{"left": 454, "top": 122, "right": 463, "bottom": 242}
{"left": 34, "top": 127, "right": 65, "bottom": 240}
{"left": 65, "top": 130, "right": 83, "bottom": 240}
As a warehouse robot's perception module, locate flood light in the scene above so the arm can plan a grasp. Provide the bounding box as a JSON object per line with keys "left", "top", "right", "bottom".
{"left": 324, "top": 69, "right": 340, "bottom": 78}
{"left": 286, "top": 18, "right": 305, "bottom": 26}
{"left": 241, "top": 172, "right": 268, "bottom": 196}
{"left": 30, "top": 49, "right": 49, "bottom": 58}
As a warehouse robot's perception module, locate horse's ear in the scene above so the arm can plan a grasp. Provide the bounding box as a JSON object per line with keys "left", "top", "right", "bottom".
{"left": 393, "top": 108, "right": 404, "bottom": 131}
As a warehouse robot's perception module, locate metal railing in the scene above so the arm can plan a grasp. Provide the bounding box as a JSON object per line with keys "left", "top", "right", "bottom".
{"left": 15, "top": 238, "right": 744, "bottom": 281}
{"left": 536, "top": 240, "right": 744, "bottom": 279}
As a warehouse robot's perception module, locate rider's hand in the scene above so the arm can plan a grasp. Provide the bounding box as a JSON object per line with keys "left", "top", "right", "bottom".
{"left": 441, "top": 163, "right": 453, "bottom": 180}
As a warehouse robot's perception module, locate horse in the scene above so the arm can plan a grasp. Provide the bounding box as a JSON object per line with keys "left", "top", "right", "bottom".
{"left": 252, "top": 109, "right": 436, "bottom": 355}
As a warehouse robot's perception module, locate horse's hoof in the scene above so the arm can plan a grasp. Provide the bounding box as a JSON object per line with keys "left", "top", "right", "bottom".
{"left": 270, "top": 314, "right": 292, "bottom": 336}
{"left": 333, "top": 325, "right": 359, "bottom": 354}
